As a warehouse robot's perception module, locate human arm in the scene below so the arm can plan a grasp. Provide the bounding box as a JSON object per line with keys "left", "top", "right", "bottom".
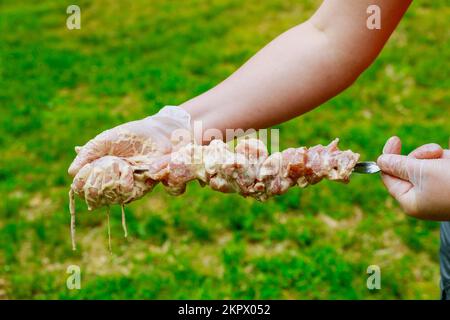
{"left": 181, "top": 0, "right": 412, "bottom": 141}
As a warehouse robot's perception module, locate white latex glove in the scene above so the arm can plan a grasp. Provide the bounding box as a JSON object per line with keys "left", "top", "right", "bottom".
{"left": 68, "top": 106, "right": 192, "bottom": 210}
{"left": 68, "top": 106, "right": 192, "bottom": 176}
{"left": 377, "top": 136, "right": 450, "bottom": 221}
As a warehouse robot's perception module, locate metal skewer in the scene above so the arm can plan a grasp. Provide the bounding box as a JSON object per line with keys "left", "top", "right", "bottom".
{"left": 353, "top": 161, "right": 380, "bottom": 174}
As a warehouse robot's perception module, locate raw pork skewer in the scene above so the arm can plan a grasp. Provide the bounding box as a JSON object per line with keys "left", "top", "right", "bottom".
{"left": 68, "top": 138, "right": 359, "bottom": 250}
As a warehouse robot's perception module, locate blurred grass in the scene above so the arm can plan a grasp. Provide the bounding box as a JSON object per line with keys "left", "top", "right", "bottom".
{"left": 0, "top": 0, "right": 449, "bottom": 299}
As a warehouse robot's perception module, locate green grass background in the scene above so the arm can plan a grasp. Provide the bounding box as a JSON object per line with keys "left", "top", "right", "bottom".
{"left": 0, "top": 0, "right": 449, "bottom": 299}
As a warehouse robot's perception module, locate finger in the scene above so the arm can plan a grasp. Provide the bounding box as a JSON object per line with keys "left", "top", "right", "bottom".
{"left": 377, "top": 154, "right": 421, "bottom": 181}
{"left": 408, "top": 143, "right": 443, "bottom": 159}
{"left": 83, "top": 169, "right": 102, "bottom": 210}
{"left": 71, "top": 163, "right": 93, "bottom": 194}
{"left": 383, "top": 136, "right": 401, "bottom": 154}
{"left": 380, "top": 172, "right": 413, "bottom": 200}
{"left": 443, "top": 149, "right": 450, "bottom": 159}
{"left": 68, "top": 137, "right": 109, "bottom": 176}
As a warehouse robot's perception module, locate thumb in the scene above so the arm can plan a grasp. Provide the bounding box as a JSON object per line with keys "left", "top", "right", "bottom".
{"left": 377, "top": 154, "right": 422, "bottom": 181}
{"left": 378, "top": 154, "right": 424, "bottom": 216}
{"left": 68, "top": 137, "right": 109, "bottom": 176}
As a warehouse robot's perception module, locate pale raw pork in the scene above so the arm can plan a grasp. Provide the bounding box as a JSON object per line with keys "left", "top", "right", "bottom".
{"left": 69, "top": 138, "right": 359, "bottom": 250}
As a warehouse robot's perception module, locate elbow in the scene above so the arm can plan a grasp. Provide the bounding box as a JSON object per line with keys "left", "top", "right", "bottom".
{"left": 308, "top": 19, "right": 379, "bottom": 87}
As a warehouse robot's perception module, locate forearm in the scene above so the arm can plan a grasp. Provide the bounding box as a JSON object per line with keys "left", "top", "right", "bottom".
{"left": 182, "top": 21, "right": 358, "bottom": 136}
{"left": 181, "top": 0, "right": 411, "bottom": 142}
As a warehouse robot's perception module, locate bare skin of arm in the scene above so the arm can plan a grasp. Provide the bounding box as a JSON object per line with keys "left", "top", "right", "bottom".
{"left": 181, "top": 0, "right": 412, "bottom": 142}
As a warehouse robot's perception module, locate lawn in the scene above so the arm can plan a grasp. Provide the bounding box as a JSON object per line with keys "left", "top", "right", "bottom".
{"left": 0, "top": 0, "right": 449, "bottom": 299}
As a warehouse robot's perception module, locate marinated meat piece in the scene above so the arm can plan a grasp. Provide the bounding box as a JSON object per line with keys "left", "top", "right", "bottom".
{"left": 69, "top": 138, "right": 359, "bottom": 249}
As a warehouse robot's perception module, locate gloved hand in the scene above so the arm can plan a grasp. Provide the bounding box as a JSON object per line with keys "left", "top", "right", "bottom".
{"left": 68, "top": 106, "right": 193, "bottom": 209}
{"left": 68, "top": 106, "right": 192, "bottom": 176}
{"left": 377, "top": 136, "right": 450, "bottom": 221}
